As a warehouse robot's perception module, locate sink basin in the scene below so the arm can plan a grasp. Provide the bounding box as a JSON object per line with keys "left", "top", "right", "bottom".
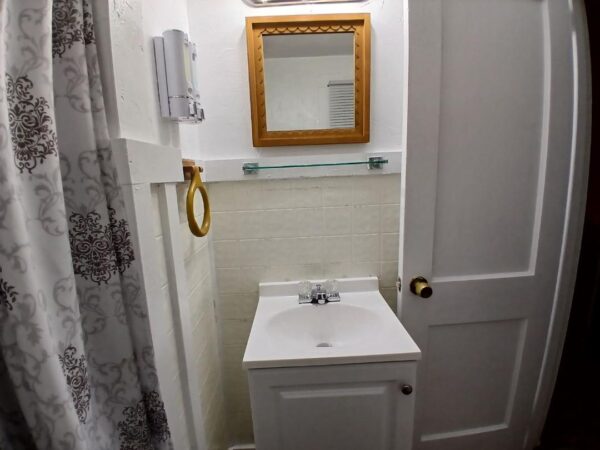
{"left": 266, "top": 303, "right": 383, "bottom": 349}
{"left": 243, "top": 277, "right": 421, "bottom": 369}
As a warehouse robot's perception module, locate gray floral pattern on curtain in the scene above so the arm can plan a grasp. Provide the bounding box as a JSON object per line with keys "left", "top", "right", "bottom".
{"left": 0, "top": 0, "right": 172, "bottom": 449}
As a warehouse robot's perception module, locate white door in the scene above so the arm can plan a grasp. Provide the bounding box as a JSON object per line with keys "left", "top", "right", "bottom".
{"left": 399, "top": 1, "right": 588, "bottom": 450}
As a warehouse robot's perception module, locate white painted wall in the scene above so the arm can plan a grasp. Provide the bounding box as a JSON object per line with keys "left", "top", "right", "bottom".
{"left": 141, "top": 0, "right": 190, "bottom": 146}
{"left": 183, "top": 0, "right": 404, "bottom": 160}
{"left": 98, "top": 0, "right": 188, "bottom": 147}
{"left": 264, "top": 55, "right": 354, "bottom": 131}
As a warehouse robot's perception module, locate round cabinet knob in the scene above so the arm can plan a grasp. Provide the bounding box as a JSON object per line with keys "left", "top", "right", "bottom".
{"left": 410, "top": 276, "right": 433, "bottom": 298}
{"left": 401, "top": 384, "right": 413, "bottom": 395}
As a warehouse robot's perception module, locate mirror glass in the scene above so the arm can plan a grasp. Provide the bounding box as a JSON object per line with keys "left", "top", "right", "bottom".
{"left": 262, "top": 33, "right": 355, "bottom": 132}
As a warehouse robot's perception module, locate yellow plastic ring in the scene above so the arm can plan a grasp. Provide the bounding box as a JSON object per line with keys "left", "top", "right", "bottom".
{"left": 186, "top": 166, "right": 211, "bottom": 237}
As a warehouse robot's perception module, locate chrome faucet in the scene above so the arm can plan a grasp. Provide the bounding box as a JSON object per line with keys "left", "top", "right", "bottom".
{"left": 298, "top": 281, "right": 341, "bottom": 305}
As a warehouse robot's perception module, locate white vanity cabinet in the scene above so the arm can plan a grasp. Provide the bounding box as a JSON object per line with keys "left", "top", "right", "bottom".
{"left": 248, "top": 361, "right": 417, "bottom": 450}
{"left": 244, "top": 278, "right": 421, "bottom": 450}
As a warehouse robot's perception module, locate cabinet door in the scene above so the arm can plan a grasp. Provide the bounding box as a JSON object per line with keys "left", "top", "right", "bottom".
{"left": 248, "top": 362, "right": 417, "bottom": 450}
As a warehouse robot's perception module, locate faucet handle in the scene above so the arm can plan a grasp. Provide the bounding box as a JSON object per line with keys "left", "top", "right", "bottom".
{"left": 298, "top": 280, "right": 312, "bottom": 302}
{"left": 325, "top": 279, "right": 340, "bottom": 301}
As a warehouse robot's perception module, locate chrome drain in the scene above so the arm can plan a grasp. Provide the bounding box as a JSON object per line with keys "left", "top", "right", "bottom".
{"left": 316, "top": 342, "right": 333, "bottom": 348}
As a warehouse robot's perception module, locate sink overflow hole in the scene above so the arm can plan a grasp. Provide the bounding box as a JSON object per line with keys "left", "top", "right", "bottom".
{"left": 316, "top": 342, "right": 333, "bottom": 348}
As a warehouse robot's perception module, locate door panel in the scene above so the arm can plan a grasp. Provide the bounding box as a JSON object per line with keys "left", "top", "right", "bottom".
{"left": 400, "top": 1, "right": 583, "bottom": 449}
{"left": 278, "top": 384, "right": 393, "bottom": 450}
{"left": 421, "top": 319, "right": 526, "bottom": 436}
{"left": 433, "top": 0, "right": 545, "bottom": 278}
{"left": 248, "top": 362, "right": 418, "bottom": 450}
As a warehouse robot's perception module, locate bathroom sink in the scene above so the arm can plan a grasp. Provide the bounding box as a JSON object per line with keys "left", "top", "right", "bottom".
{"left": 266, "top": 303, "right": 382, "bottom": 349}
{"left": 243, "top": 277, "right": 421, "bottom": 369}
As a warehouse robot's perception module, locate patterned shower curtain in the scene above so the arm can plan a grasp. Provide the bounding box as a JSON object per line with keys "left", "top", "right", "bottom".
{"left": 0, "top": 0, "right": 172, "bottom": 449}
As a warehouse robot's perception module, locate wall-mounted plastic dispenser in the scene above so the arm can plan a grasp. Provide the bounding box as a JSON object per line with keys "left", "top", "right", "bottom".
{"left": 153, "top": 30, "right": 205, "bottom": 123}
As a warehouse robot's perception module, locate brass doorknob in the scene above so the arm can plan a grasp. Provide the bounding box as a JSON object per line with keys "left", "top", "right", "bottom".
{"left": 410, "top": 277, "right": 432, "bottom": 298}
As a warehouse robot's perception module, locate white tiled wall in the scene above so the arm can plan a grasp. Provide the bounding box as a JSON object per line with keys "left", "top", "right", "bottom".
{"left": 176, "top": 184, "right": 227, "bottom": 450}
{"left": 151, "top": 185, "right": 227, "bottom": 450}
{"left": 209, "top": 174, "right": 401, "bottom": 445}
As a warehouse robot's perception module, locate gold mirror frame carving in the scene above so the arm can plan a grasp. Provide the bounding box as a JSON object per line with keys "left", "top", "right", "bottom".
{"left": 245, "top": 14, "right": 371, "bottom": 147}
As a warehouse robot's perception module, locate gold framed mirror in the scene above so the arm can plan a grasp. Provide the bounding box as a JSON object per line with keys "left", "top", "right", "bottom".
{"left": 245, "top": 14, "right": 371, "bottom": 147}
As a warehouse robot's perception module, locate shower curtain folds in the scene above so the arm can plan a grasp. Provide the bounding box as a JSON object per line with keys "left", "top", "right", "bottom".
{"left": 0, "top": 1, "right": 172, "bottom": 449}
